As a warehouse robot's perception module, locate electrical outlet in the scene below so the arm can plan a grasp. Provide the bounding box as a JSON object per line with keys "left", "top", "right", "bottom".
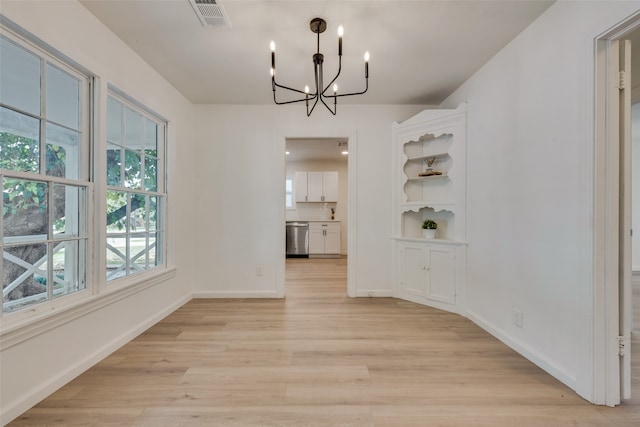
{"left": 512, "top": 309, "right": 523, "bottom": 328}
{"left": 256, "top": 265, "right": 263, "bottom": 276}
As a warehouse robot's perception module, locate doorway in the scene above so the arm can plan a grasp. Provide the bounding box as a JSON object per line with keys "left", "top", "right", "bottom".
{"left": 278, "top": 132, "right": 357, "bottom": 299}
{"left": 595, "top": 16, "right": 640, "bottom": 406}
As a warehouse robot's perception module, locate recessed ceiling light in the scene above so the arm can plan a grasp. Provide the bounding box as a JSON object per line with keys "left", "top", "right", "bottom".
{"left": 341, "top": 151, "right": 349, "bottom": 155}
{"left": 285, "top": 151, "right": 290, "bottom": 155}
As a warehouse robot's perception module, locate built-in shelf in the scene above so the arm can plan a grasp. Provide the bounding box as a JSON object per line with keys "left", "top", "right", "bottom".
{"left": 406, "top": 152, "right": 449, "bottom": 162}
{"left": 407, "top": 173, "right": 449, "bottom": 181}
{"left": 393, "top": 236, "right": 468, "bottom": 246}
{"left": 392, "top": 104, "right": 467, "bottom": 315}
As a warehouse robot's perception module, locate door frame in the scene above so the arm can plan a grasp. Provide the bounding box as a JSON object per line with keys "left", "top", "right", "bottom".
{"left": 593, "top": 13, "right": 640, "bottom": 406}
{"left": 278, "top": 129, "right": 358, "bottom": 298}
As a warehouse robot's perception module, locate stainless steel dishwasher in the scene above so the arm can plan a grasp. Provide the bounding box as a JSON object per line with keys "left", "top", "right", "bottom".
{"left": 286, "top": 221, "right": 309, "bottom": 257}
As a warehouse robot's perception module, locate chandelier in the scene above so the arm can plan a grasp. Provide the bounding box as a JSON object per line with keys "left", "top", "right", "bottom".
{"left": 270, "top": 17, "right": 369, "bottom": 116}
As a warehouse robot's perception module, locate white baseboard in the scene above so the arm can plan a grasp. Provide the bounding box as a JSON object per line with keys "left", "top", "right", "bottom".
{"left": 355, "top": 290, "right": 394, "bottom": 298}
{"left": 1, "top": 293, "right": 192, "bottom": 426}
{"left": 193, "top": 290, "right": 280, "bottom": 298}
{"left": 465, "top": 309, "right": 581, "bottom": 400}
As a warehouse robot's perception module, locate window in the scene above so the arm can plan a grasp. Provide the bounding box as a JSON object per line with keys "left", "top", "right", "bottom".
{"left": 105, "top": 91, "right": 166, "bottom": 281}
{"left": 285, "top": 176, "right": 294, "bottom": 208}
{"left": 1, "top": 34, "right": 90, "bottom": 313}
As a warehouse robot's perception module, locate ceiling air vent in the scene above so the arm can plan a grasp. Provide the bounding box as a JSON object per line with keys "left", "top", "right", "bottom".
{"left": 189, "top": 0, "right": 231, "bottom": 29}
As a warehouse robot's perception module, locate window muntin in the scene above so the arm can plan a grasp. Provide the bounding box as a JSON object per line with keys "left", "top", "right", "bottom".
{"left": 106, "top": 93, "right": 166, "bottom": 282}
{"left": 1, "top": 33, "right": 90, "bottom": 314}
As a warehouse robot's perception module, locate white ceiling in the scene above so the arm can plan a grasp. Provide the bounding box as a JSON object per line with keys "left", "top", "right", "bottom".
{"left": 286, "top": 138, "right": 349, "bottom": 163}
{"left": 80, "top": 0, "right": 554, "bottom": 106}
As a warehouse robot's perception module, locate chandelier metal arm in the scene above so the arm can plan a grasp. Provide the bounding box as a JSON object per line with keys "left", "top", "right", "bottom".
{"left": 325, "top": 77, "right": 369, "bottom": 98}
{"left": 321, "top": 57, "right": 342, "bottom": 97}
{"left": 271, "top": 79, "right": 316, "bottom": 105}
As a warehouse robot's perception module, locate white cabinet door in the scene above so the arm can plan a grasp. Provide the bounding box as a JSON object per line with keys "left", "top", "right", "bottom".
{"left": 322, "top": 171, "right": 339, "bottom": 202}
{"left": 307, "top": 172, "right": 324, "bottom": 202}
{"left": 399, "top": 241, "right": 456, "bottom": 308}
{"left": 294, "top": 171, "right": 308, "bottom": 202}
{"left": 400, "top": 244, "right": 427, "bottom": 297}
{"left": 308, "top": 223, "right": 325, "bottom": 254}
{"left": 323, "top": 223, "right": 341, "bottom": 254}
{"left": 427, "top": 247, "right": 456, "bottom": 304}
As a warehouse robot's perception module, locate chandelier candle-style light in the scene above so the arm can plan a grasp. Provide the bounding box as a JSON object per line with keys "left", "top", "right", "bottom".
{"left": 270, "top": 17, "right": 369, "bottom": 116}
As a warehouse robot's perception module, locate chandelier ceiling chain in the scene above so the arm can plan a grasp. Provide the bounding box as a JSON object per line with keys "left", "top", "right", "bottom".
{"left": 270, "top": 17, "right": 369, "bottom": 116}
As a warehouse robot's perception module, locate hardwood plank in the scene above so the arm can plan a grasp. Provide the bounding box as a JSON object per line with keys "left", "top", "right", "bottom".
{"left": 131, "top": 405, "right": 373, "bottom": 427}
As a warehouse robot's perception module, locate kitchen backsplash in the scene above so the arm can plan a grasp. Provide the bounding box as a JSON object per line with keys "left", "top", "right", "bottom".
{"left": 286, "top": 202, "right": 337, "bottom": 221}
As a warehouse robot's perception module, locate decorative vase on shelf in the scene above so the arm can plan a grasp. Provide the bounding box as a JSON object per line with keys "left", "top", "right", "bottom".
{"left": 422, "top": 229, "right": 436, "bottom": 239}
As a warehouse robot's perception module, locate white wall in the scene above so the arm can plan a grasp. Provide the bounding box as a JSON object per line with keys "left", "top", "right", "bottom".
{"left": 0, "top": 2, "right": 196, "bottom": 423}
{"left": 441, "top": 1, "right": 640, "bottom": 402}
{"left": 192, "top": 105, "right": 425, "bottom": 298}
{"left": 286, "top": 159, "right": 348, "bottom": 254}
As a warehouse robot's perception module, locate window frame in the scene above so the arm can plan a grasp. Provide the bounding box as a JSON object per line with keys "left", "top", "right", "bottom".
{"left": 104, "top": 88, "right": 168, "bottom": 284}
{"left": 0, "top": 27, "right": 93, "bottom": 317}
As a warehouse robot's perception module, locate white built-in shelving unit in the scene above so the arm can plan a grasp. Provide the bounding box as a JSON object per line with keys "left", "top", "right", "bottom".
{"left": 391, "top": 104, "right": 467, "bottom": 314}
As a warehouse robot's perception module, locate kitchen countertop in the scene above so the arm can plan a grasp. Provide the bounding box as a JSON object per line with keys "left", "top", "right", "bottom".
{"left": 286, "top": 220, "right": 340, "bottom": 222}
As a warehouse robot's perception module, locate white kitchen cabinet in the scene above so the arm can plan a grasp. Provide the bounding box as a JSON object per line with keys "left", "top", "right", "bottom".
{"left": 294, "top": 171, "right": 308, "bottom": 203}
{"left": 295, "top": 171, "right": 338, "bottom": 202}
{"left": 309, "top": 221, "right": 340, "bottom": 256}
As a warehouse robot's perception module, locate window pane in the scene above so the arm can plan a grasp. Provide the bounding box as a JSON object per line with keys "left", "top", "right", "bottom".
{"left": 3, "top": 243, "right": 48, "bottom": 313}
{"left": 0, "top": 107, "right": 40, "bottom": 173}
{"left": 53, "top": 183, "right": 86, "bottom": 238}
{"left": 52, "top": 239, "right": 86, "bottom": 299}
{"left": 124, "top": 106, "right": 143, "bottom": 150}
{"left": 0, "top": 36, "right": 40, "bottom": 115}
{"left": 145, "top": 118, "right": 157, "bottom": 152}
{"left": 46, "top": 63, "right": 80, "bottom": 130}
{"left": 149, "top": 196, "right": 158, "bottom": 231}
{"left": 107, "top": 144, "right": 122, "bottom": 187}
{"left": 106, "top": 143, "right": 122, "bottom": 186}
{"left": 130, "top": 233, "right": 147, "bottom": 273}
{"left": 130, "top": 194, "right": 147, "bottom": 232}
{"left": 3, "top": 178, "right": 48, "bottom": 238}
{"left": 106, "top": 235, "right": 126, "bottom": 281}
{"left": 144, "top": 155, "right": 157, "bottom": 191}
{"left": 46, "top": 122, "right": 79, "bottom": 179}
{"left": 124, "top": 149, "right": 141, "bottom": 189}
{"left": 107, "top": 97, "right": 122, "bottom": 145}
{"left": 106, "top": 190, "right": 127, "bottom": 232}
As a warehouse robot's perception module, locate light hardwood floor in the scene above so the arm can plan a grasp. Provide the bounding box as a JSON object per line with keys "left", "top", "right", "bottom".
{"left": 8, "top": 257, "right": 640, "bottom": 426}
